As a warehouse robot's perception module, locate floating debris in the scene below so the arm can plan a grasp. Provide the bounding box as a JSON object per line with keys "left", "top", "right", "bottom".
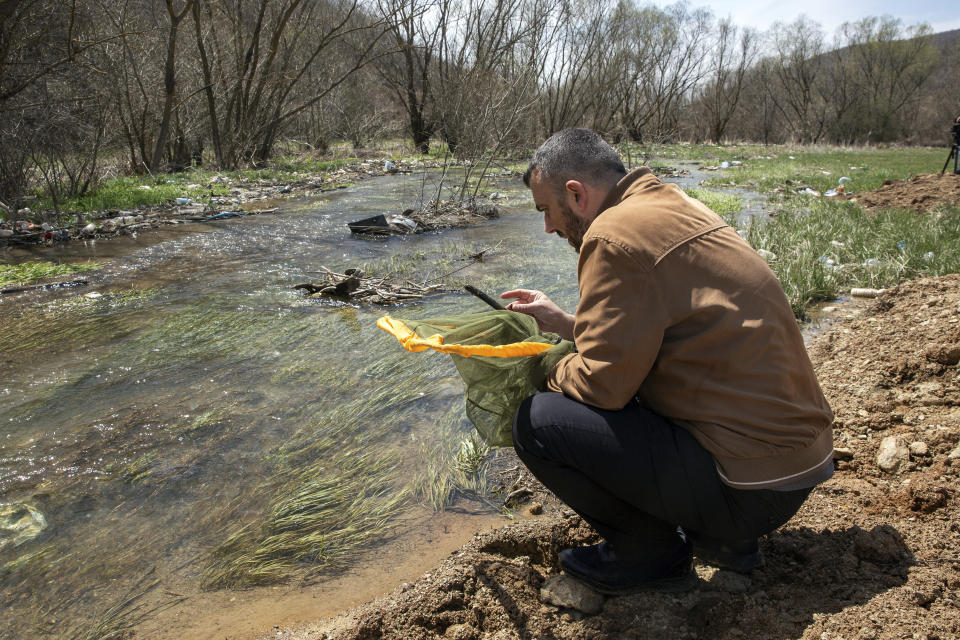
{"left": 348, "top": 199, "right": 499, "bottom": 236}
{"left": 295, "top": 266, "right": 443, "bottom": 305}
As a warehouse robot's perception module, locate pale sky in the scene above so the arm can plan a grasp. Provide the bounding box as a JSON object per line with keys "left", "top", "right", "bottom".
{"left": 671, "top": 0, "right": 960, "bottom": 39}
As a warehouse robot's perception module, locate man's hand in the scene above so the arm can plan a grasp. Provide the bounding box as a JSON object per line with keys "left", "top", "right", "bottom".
{"left": 500, "top": 289, "right": 575, "bottom": 340}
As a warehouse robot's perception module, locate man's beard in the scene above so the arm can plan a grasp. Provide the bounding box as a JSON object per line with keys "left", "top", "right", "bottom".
{"left": 557, "top": 202, "right": 590, "bottom": 252}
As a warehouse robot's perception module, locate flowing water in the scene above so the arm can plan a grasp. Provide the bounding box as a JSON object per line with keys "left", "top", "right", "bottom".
{"left": 0, "top": 166, "right": 805, "bottom": 639}
{"left": 0, "top": 171, "right": 582, "bottom": 639}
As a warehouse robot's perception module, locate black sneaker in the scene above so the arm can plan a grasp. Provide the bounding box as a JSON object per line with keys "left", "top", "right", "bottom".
{"left": 559, "top": 540, "right": 697, "bottom": 595}
{"left": 691, "top": 536, "right": 764, "bottom": 573}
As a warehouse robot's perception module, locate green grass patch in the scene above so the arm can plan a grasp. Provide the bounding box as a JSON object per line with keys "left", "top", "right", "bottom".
{"left": 727, "top": 200, "right": 960, "bottom": 318}
{"left": 44, "top": 174, "right": 230, "bottom": 213}
{"left": 685, "top": 188, "right": 744, "bottom": 218}
{"left": 627, "top": 142, "right": 945, "bottom": 196}
{"left": 0, "top": 260, "right": 101, "bottom": 287}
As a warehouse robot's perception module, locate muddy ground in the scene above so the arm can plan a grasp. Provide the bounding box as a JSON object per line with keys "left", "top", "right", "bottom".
{"left": 845, "top": 173, "right": 960, "bottom": 212}
{"left": 272, "top": 274, "right": 960, "bottom": 640}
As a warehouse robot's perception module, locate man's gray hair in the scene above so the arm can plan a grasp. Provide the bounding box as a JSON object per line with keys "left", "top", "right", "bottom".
{"left": 523, "top": 128, "right": 626, "bottom": 190}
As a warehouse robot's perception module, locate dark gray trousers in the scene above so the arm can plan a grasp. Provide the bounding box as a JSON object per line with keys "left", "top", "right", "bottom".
{"left": 512, "top": 392, "right": 811, "bottom": 562}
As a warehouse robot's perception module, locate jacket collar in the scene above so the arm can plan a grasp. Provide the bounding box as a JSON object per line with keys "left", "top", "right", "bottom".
{"left": 596, "top": 167, "right": 660, "bottom": 217}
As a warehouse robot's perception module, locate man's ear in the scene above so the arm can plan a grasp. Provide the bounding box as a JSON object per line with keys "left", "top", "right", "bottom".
{"left": 564, "top": 179, "right": 587, "bottom": 212}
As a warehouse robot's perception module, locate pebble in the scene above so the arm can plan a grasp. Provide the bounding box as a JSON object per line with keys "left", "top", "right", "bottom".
{"left": 908, "top": 441, "right": 928, "bottom": 456}
{"left": 540, "top": 574, "right": 604, "bottom": 615}
{"left": 703, "top": 568, "right": 751, "bottom": 593}
{"left": 948, "top": 444, "right": 960, "bottom": 460}
{"left": 876, "top": 436, "right": 909, "bottom": 473}
{"left": 833, "top": 447, "right": 854, "bottom": 460}
{"left": 528, "top": 502, "right": 543, "bottom": 515}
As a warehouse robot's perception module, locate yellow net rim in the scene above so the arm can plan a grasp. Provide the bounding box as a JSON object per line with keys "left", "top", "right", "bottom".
{"left": 377, "top": 315, "right": 555, "bottom": 358}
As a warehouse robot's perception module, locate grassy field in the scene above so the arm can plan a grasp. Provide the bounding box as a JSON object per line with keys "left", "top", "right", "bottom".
{"left": 639, "top": 142, "right": 946, "bottom": 195}
{"left": 674, "top": 143, "right": 959, "bottom": 317}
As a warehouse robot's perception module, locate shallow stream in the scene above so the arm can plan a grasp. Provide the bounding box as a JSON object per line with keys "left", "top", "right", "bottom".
{"left": 0, "top": 165, "right": 839, "bottom": 638}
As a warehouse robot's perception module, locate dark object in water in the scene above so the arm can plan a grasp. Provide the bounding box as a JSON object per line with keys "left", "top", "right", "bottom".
{"left": 464, "top": 285, "right": 506, "bottom": 311}
{"left": 0, "top": 279, "right": 89, "bottom": 296}
{"left": 348, "top": 214, "right": 406, "bottom": 235}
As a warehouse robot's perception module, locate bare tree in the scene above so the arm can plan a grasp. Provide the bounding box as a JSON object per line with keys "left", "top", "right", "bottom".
{"left": 191, "top": 0, "right": 385, "bottom": 168}
{"left": 768, "top": 17, "right": 829, "bottom": 143}
{"left": 699, "top": 19, "right": 756, "bottom": 143}
{"left": 835, "top": 17, "right": 937, "bottom": 142}
{"left": 615, "top": 1, "right": 712, "bottom": 143}
{"left": 373, "top": 0, "right": 442, "bottom": 153}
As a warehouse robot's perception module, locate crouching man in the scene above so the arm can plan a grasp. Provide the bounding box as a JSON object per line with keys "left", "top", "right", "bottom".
{"left": 501, "top": 128, "right": 834, "bottom": 594}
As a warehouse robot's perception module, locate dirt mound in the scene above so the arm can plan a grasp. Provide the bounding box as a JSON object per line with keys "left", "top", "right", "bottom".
{"left": 847, "top": 173, "right": 960, "bottom": 212}
{"left": 285, "top": 275, "right": 960, "bottom": 640}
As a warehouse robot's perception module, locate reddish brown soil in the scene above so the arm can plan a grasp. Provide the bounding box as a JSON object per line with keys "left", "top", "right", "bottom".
{"left": 846, "top": 173, "right": 960, "bottom": 212}
{"left": 278, "top": 275, "right": 960, "bottom": 640}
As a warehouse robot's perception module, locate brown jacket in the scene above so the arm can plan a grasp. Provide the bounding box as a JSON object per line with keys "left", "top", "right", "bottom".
{"left": 546, "top": 168, "right": 834, "bottom": 489}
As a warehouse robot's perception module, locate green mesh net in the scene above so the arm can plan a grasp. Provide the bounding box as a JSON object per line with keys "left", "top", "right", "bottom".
{"left": 378, "top": 310, "right": 576, "bottom": 446}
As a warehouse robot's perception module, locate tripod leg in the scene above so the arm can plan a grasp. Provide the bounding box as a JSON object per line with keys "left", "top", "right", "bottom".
{"left": 942, "top": 147, "right": 955, "bottom": 175}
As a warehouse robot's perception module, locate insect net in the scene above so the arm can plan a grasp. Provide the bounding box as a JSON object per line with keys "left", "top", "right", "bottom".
{"left": 378, "top": 310, "right": 575, "bottom": 446}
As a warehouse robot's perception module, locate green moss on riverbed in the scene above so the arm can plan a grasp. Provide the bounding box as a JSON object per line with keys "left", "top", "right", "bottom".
{"left": 0, "top": 260, "right": 101, "bottom": 287}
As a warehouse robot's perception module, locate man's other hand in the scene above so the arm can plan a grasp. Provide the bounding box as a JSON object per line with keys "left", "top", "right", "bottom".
{"left": 500, "top": 289, "right": 575, "bottom": 340}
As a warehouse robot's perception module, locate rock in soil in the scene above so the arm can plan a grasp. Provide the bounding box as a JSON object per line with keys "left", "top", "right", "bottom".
{"left": 876, "top": 436, "right": 910, "bottom": 473}
{"left": 539, "top": 575, "right": 605, "bottom": 615}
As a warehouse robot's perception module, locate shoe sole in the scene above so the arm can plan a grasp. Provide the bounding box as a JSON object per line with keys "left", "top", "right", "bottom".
{"left": 561, "top": 566, "right": 699, "bottom": 596}
{"left": 694, "top": 548, "right": 764, "bottom": 574}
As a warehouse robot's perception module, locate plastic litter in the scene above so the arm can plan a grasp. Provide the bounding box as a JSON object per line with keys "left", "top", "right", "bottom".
{"left": 82, "top": 223, "right": 97, "bottom": 235}
{"left": 384, "top": 160, "right": 397, "bottom": 173}
{"left": 797, "top": 187, "right": 821, "bottom": 196}
{"left": 731, "top": 161, "right": 742, "bottom": 166}
{"left": 818, "top": 256, "right": 836, "bottom": 267}
{"left": 175, "top": 197, "right": 193, "bottom": 205}
{"left": 736, "top": 229, "right": 748, "bottom": 239}
{"left": 207, "top": 211, "right": 243, "bottom": 220}
{"left": 824, "top": 189, "right": 839, "bottom": 197}
{"left": 720, "top": 161, "right": 730, "bottom": 169}
{"left": 896, "top": 241, "right": 907, "bottom": 251}
{"left": 923, "top": 252, "right": 935, "bottom": 261}
{"left": 864, "top": 258, "right": 881, "bottom": 270}
{"left": 756, "top": 249, "right": 777, "bottom": 262}
{"left": 387, "top": 214, "right": 417, "bottom": 231}
{"left": 830, "top": 240, "right": 845, "bottom": 249}
{"left": 851, "top": 288, "right": 885, "bottom": 298}
{"left": 838, "top": 177, "right": 851, "bottom": 184}
{"left": 0, "top": 503, "right": 47, "bottom": 550}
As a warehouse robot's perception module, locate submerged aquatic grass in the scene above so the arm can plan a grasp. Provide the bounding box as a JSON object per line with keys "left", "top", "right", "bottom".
{"left": 728, "top": 200, "right": 960, "bottom": 318}
{"left": 414, "top": 404, "right": 494, "bottom": 512}
{"left": 202, "top": 353, "right": 447, "bottom": 588}
{"left": 0, "top": 260, "right": 100, "bottom": 287}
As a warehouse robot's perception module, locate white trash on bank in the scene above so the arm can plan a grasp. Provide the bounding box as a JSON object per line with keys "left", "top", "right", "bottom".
{"left": 756, "top": 249, "right": 777, "bottom": 262}
{"left": 851, "top": 288, "right": 885, "bottom": 298}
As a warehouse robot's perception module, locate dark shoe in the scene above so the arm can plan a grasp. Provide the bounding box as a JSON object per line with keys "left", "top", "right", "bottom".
{"left": 559, "top": 540, "right": 696, "bottom": 595}
{"left": 691, "top": 536, "right": 764, "bottom": 573}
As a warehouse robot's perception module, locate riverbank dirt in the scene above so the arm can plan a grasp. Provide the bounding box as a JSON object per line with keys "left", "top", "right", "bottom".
{"left": 273, "top": 274, "right": 960, "bottom": 640}
{"left": 846, "top": 172, "right": 960, "bottom": 212}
